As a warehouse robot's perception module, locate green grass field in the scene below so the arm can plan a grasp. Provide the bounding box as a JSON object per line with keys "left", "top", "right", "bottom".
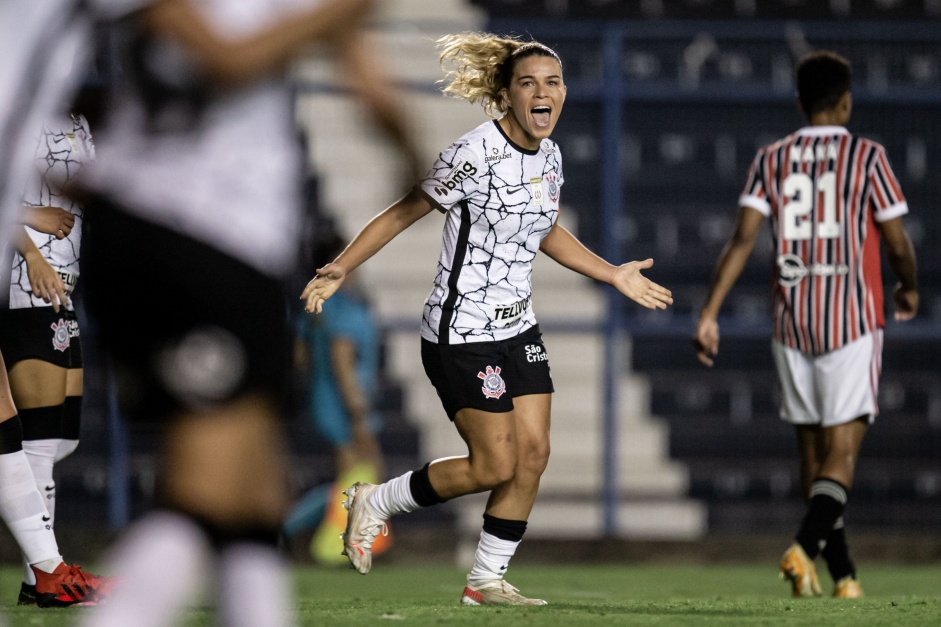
{"left": 2, "top": 564, "right": 940, "bottom": 626}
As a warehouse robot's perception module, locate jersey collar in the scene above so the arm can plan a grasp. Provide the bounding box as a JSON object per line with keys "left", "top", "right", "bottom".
{"left": 797, "top": 125, "right": 849, "bottom": 137}
{"left": 493, "top": 119, "right": 540, "bottom": 155}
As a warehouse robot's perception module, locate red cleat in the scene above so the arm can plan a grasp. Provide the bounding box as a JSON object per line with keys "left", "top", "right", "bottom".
{"left": 31, "top": 562, "right": 98, "bottom": 607}
{"left": 74, "top": 565, "right": 121, "bottom": 604}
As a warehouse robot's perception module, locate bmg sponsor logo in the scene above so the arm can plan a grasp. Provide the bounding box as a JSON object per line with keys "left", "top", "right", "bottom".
{"left": 433, "top": 160, "right": 477, "bottom": 196}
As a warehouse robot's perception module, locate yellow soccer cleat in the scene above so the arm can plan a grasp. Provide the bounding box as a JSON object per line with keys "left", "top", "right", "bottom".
{"left": 312, "top": 464, "right": 392, "bottom": 565}
{"left": 779, "top": 543, "right": 822, "bottom": 598}
{"left": 833, "top": 576, "right": 864, "bottom": 598}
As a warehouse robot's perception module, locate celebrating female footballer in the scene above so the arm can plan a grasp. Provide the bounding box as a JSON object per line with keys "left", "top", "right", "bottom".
{"left": 302, "top": 32, "right": 673, "bottom": 605}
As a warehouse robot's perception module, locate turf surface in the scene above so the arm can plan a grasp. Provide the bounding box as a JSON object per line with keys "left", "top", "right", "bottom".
{"left": 2, "top": 564, "right": 939, "bottom": 625}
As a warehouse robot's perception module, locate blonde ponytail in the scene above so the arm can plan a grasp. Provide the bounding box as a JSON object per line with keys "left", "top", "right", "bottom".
{"left": 437, "top": 33, "right": 562, "bottom": 118}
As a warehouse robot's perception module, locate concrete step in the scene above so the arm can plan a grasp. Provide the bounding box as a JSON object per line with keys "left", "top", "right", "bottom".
{"left": 548, "top": 419, "right": 669, "bottom": 460}
{"left": 540, "top": 457, "right": 690, "bottom": 497}
{"left": 375, "top": 0, "right": 484, "bottom": 23}
{"left": 455, "top": 494, "right": 707, "bottom": 540}
{"left": 385, "top": 333, "right": 669, "bottom": 450}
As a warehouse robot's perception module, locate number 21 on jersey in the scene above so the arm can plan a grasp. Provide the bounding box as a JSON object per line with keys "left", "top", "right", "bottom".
{"left": 782, "top": 172, "right": 839, "bottom": 241}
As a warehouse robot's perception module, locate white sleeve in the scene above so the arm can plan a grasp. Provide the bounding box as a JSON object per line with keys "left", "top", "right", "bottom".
{"left": 417, "top": 140, "right": 481, "bottom": 214}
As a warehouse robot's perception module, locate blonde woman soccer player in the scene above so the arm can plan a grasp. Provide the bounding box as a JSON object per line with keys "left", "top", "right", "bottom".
{"left": 302, "top": 32, "right": 673, "bottom": 605}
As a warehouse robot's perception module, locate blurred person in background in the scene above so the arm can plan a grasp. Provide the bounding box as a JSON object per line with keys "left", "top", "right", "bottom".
{"left": 283, "top": 229, "right": 391, "bottom": 565}
{"left": 72, "top": 0, "right": 420, "bottom": 625}
{"left": 0, "top": 112, "right": 116, "bottom": 606}
{"left": 302, "top": 32, "right": 672, "bottom": 606}
{"left": 695, "top": 50, "right": 918, "bottom": 599}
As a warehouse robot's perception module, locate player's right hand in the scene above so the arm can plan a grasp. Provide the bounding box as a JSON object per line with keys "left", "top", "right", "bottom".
{"left": 694, "top": 317, "right": 720, "bottom": 367}
{"left": 23, "top": 206, "right": 74, "bottom": 239}
{"left": 893, "top": 284, "right": 919, "bottom": 321}
{"left": 301, "top": 262, "right": 347, "bottom": 313}
{"left": 25, "top": 255, "right": 68, "bottom": 313}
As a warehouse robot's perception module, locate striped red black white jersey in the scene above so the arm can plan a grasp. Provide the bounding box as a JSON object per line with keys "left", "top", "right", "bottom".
{"left": 739, "top": 125, "right": 908, "bottom": 355}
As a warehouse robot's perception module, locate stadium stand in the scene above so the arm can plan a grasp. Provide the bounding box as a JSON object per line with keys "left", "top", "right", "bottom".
{"left": 475, "top": 11, "right": 941, "bottom": 533}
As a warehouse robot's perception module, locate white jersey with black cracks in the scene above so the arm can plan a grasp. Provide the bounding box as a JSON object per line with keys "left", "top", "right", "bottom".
{"left": 417, "top": 120, "right": 563, "bottom": 345}
{"left": 10, "top": 114, "right": 94, "bottom": 310}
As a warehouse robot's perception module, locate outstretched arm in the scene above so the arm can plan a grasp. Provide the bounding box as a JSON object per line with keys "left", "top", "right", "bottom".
{"left": 878, "top": 216, "right": 918, "bottom": 321}
{"left": 539, "top": 222, "right": 673, "bottom": 310}
{"left": 338, "top": 32, "right": 424, "bottom": 187}
{"left": 301, "top": 189, "right": 433, "bottom": 313}
{"left": 694, "top": 206, "right": 764, "bottom": 366}
{"left": 143, "top": 0, "right": 375, "bottom": 84}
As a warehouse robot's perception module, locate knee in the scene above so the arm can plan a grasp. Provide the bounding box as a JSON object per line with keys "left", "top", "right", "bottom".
{"left": 518, "top": 439, "right": 551, "bottom": 478}
{"left": 471, "top": 453, "right": 518, "bottom": 490}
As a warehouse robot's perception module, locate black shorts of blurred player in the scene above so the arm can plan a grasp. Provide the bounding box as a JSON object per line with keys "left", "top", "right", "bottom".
{"left": 82, "top": 200, "right": 289, "bottom": 424}
{"left": 0, "top": 308, "right": 83, "bottom": 370}
{"left": 81, "top": 199, "right": 291, "bottom": 533}
{"left": 421, "top": 325, "right": 554, "bottom": 421}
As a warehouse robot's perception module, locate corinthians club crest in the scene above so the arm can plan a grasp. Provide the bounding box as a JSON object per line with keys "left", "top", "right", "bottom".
{"left": 51, "top": 318, "right": 70, "bottom": 352}
{"left": 477, "top": 365, "right": 506, "bottom": 399}
{"left": 546, "top": 172, "right": 559, "bottom": 203}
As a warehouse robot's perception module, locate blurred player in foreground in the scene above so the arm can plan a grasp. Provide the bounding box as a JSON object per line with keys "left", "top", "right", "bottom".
{"left": 302, "top": 32, "right": 672, "bottom": 605}
{"left": 75, "top": 0, "right": 419, "bottom": 625}
{"left": 695, "top": 51, "right": 918, "bottom": 599}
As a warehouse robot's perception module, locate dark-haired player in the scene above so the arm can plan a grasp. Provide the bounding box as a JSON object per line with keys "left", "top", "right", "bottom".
{"left": 695, "top": 50, "right": 918, "bottom": 598}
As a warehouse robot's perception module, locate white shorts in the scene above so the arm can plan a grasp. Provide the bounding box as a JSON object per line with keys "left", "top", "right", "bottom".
{"left": 771, "top": 330, "right": 882, "bottom": 427}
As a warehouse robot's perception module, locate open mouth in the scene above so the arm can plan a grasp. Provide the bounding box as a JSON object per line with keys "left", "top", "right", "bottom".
{"left": 531, "top": 105, "right": 551, "bottom": 128}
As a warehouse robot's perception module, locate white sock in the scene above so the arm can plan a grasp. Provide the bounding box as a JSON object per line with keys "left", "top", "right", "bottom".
{"left": 218, "top": 543, "right": 295, "bottom": 627}
{"left": 467, "top": 531, "right": 520, "bottom": 587}
{"left": 23, "top": 439, "right": 59, "bottom": 521}
{"left": 55, "top": 438, "right": 79, "bottom": 462}
{"left": 368, "top": 471, "right": 421, "bottom": 520}
{"left": 22, "top": 439, "right": 63, "bottom": 585}
{"left": 77, "top": 511, "right": 211, "bottom": 627}
{"left": 0, "top": 450, "right": 61, "bottom": 565}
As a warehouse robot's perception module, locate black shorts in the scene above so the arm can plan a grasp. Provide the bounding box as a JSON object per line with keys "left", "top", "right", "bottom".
{"left": 81, "top": 199, "right": 290, "bottom": 422}
{"left": 0, "top": 307, "right": 82, "bottom": 369}
{"left": 421, "top": 324, "right": 554, "bottom": 421}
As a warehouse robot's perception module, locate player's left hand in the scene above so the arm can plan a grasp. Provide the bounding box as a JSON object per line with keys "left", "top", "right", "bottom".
{"left": 611, "top": 258, "right": 673, "bottom": 310}
{"left": 893, "top": 284, "right": 919, "bottom": 321}
{"left": 25, "top": 255, "right": 67, "bottom": 312}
